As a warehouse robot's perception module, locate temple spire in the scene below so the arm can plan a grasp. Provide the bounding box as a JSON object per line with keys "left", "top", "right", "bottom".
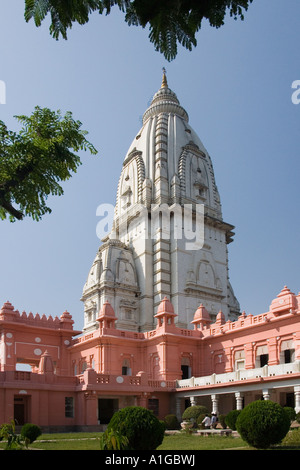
{"left": 161, "top": 67, "right": 168, "bottom": 88}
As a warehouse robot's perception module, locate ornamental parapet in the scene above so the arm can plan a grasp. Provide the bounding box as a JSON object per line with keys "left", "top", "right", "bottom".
{"left": 176, "top": 361, "right": 300, "bottom": 389}
{"left": 77, "top": 371, "right": 176, "bottom": 391}
{"left": 0, "top": 370, "right": 78, "bottom": 386}
{"left": 0, "top": 301, "right": 78, "bottom": 332}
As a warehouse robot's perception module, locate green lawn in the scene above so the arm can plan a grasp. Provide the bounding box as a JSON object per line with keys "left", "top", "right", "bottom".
{"left": 1, "top": 430, "right": 300, "bottom": 450}
{"left": 0, "top": 432, "right": 248, "bottom": 450}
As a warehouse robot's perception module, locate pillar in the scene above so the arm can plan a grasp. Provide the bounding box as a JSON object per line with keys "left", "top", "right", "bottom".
{"left": 137, "top": 392, "right": 149, "bottom": 408}
{"left": 84, "top": 392, "right": 98, "bottom": 426}
{"left": 176, "top": 397, "right": 182, "bottom": 421}
{"left": 294, "top": 386, "right": 300, "bottom": 414}
{"left": 262, "top": 389, "right": 270, "bottom": 400}
{"left": 190, "top": 396, "right": 197, "bottom": 407}
{"left": 211, "top": 394, "right": 219, "bottom": 415}
{"left": 235, "top": 392, "right": 244, "bottom": 410}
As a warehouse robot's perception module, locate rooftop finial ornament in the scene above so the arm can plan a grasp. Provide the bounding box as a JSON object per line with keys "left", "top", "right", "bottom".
{"left": 161, "top": 67, "right": 168, "bottom": 88}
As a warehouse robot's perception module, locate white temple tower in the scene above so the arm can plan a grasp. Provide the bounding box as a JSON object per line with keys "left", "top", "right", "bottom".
{"left": 82, "top": 72, "right": 240, "bottom": 332}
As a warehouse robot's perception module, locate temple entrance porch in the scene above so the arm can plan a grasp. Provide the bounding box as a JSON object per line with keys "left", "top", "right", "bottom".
{"left": 175, "top": 381, "right": 300, "bottom": 420}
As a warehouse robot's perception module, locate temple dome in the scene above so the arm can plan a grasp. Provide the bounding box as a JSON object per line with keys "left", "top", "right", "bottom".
{"left": 216, "top": 310, "right": 226, "bottom": 325}
{"left": 156, "top": 296, "right": 176, "bottom": 315}
{"left": 192, "top": 304, "right": 211, "bottom": 323}
{"left": 142, "top": 71, "right": 189, "bottom": 124}
{"left": 98, "top": 301, "right": 116, "bottom": 319}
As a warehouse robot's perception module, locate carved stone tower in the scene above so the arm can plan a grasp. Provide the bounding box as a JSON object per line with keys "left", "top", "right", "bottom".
{"left": 81, "top": 72, "right": 240, "bottom": 332}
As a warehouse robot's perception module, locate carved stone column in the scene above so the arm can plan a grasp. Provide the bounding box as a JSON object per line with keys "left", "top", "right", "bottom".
{"left": 235, "top": 392, "right": 244, "bottom": 410}
{"left": 211, "top": 394, "right": 219, "bottom": 415}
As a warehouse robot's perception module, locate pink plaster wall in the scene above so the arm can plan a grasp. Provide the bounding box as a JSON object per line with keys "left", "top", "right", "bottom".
{"left": 0, "top": 286, "right": 300, "bottom": 426}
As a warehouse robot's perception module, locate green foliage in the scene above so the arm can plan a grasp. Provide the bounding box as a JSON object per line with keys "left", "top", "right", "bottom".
{"left": 0, "top": 420, "right": 24, "bottom": 450}
{"left": 225, "top": 409, "right": 241, "bottom": 430}
{"left": 196, "top": 413, "right": 207, "bottom": 428}
{"left": 24, "top": 0, "right": 253, "bottom": 61}
{"left": 20, "top": 423, "right": 42, "bottom": 445}
{"left": 281, "top": 428, "right": 300, "bottom": 447}
{"left": 236, "top": 400, "right": 291, "bottom": 449}
{"left": 182, "top": 405, "right": 208, "bottom": 421}
{"left": 296, "top": 411, "right": 300, "bottom": 424}
{"left": 163, "top": 414, "right": 180, "bottom": 430}
{"left": 218, "top": 414, "right": 227, "bottom": 429}
{"left": 99, "top": 428, "right": 129, "bottom": 450}
{"left": 283, "top": 406, "right": 296, "bottom": 422}
{"left": 0, "top": 106, "right": 97, "bottom": 221}
{"left": 106, "top": 406, "right": 165, "bottom": 450}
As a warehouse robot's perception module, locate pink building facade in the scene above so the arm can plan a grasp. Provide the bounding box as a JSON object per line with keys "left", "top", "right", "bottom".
{"left": 1, "top": 75, "right": 299, "bottom": 431}
{"left": 1, "top": 286, "right": 300, "bottom": 431}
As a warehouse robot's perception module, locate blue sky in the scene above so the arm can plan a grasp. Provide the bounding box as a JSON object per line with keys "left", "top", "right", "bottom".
{"left": 0, "top": 0, "right": 299, "bottom": 331}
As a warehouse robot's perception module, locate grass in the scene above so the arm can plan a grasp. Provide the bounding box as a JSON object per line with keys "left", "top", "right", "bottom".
{"left": 1, "top": 429, "right": 300, "bottom": 450}
{"left": 158, "top": 433, "right": 248, "bottom": 450}
{"left": 0, "top": 432, "right": 248, "bottom": 451}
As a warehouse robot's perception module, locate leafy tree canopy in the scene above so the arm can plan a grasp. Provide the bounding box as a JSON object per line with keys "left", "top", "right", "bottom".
{"left": 24, "top": 0, "right": 253, "bottom": 61}
{"left": 0, "top": 106, "right": 97, "bottom": 221}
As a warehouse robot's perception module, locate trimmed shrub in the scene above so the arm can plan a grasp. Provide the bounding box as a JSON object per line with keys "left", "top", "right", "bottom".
{"left": 284, "top": 406, "right": 296, "bottom": 422}
{"left": 164, "top": 414, "right": 180, "bottom": 430}
{"left": 282, "top": 427, "right": 300, "bottom": 447}
{"left": 296, "top": 411, "right": 300, "bottom": 424}
{"left": 105, "top": 406, "right": 165, "bottom": 450}
{"left": 218, "top": 414, "right": 227, "bottom": 429}
{"left": 21, "top": 423, "right": 42, "bottom": 444}
{"left": 182, "top": 405, "right": 208, "bottom": 421}
{"left": 225, "top": 409, "right": 241, "bottom": 430}
{"left": 236, "top": 400, "right": 291, "bottom": 449}
{"left": 196, "top": 413, "right": 207, "bottom": 429}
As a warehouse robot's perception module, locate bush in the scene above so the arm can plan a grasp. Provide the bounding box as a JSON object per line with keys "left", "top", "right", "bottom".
{"left": 105, "top": 406, "right": 165, "bottom": 450}
{"left": 236, "top": 400, "right": 291, "bottom": 449}
{"left": 164, "top": 414, "right": 180, "bottom": 430}
{"left": 196, "top": 413, "right": 207, "bottom": 429}
{"left": 284, "top": 406, "right": 296, "bottom": 422}
{"left": 20, "top": 423, "right": 42, "bottom": 444}
{"left": 182, "top": 405, "right": 208, "bottom": 421}
{"left": 99, "top": 429, "right": 129, "bottom": 450}
{"left": 0, "top": 421, "right": 23, "bottom": 450}
{"left": 225, "top": 410, "right": 241, "bottom": 430}
{"left": 281, "top": 427, "right": 300, "bottom": 447}
{"left": 218, "top": 414, "right": 227, "bottom": 429}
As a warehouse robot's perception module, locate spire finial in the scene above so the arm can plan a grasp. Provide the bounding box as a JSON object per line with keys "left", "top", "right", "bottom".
{"left": 161, "top": 67, "right": 168, "bottom": 88}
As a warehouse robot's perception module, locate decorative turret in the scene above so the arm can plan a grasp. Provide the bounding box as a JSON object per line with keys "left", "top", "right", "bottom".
{"left": 0, "top": 301, "right": 15, "bottom": 321}
{"left": 155, "top": 296, "right": 177, "bottom": 328}
{"left": 60, "top": 310, "right": 74, "bottom": 330}
{"left": 38, "top": 350, "right": 54, "bottom": 374}
{"left": 215, "top": 310, "right": 226, "bottom": 325}
{"left": 191, "top": 304, "right": 211, "bottom": 330}
{"left": 270, "top": 285, "right": 297, "bottom": 315}
{"left": 97, "top": 301, "right": 117, "bottom": 329}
